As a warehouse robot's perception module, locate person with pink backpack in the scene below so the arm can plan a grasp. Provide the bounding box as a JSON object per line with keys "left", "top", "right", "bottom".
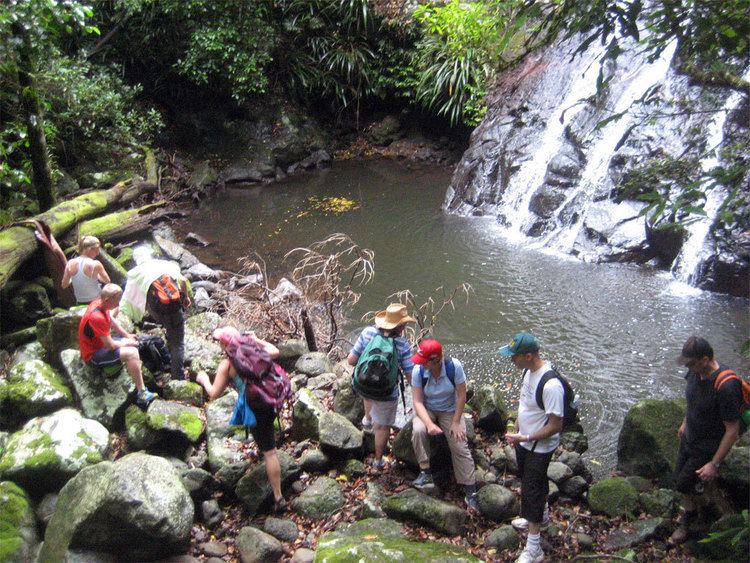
{"left": 196, "top": 326, "right": 290, "bottom": 513}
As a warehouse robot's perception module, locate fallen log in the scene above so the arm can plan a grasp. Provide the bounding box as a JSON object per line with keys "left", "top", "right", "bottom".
{"left": 0, "top": 326, "right": 36, "bottom": 349}
{"left": 77, "top": 202, "right": 166, "bottom": 243}
{"left": 0, "top": 180, "right": 155, "bottom": 289}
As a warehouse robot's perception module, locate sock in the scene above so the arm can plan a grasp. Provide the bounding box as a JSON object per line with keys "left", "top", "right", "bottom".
{"left": 527, "top": 533, "right": 541, "bottom": 551}
{"left": 464, "top": 484, "right": 476, "bottom": 496}
{"left": 420, "top": 468, "right": 431, "bottom": 476}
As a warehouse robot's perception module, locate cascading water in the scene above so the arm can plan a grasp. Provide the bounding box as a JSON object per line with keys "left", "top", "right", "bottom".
{"left": 670, "top": 68, "right": 750, "bottom": 287}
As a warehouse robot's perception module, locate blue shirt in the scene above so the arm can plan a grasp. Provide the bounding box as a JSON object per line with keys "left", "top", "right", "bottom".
{"left": 411, "top": 357, "right": 466, "bottom": 412}
{"left": 351, "top": 326, "right": 414, "bottom": 400}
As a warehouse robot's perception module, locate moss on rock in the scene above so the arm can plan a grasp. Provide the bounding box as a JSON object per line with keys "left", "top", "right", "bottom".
{"left": 589, "top": 477, "right": 639, "bottom": 517}
{"left": 0, "top": 481, "right": 38, "bottom": 562}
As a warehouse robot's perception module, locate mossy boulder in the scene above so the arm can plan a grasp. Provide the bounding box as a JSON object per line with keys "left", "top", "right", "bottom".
{"left": 315, "top": 517, "right": 480, "bottom": 562}
{"left": 318, "top": 412, "right": 363, "bottom": 457}
{"left": 59, "top": 349, "right": 134, "bottom": 431}
{"left": 0, "top": 408, "right": 109, "bottom": 495}
{"left": 343, "top": 458, "right": 366, "bottom": 479}
{"left": 469, "top": 385, "right": 508, "bottom": 432}
{"left": 184, "top": 312, "right": 223, "bottom": 373}
{"left": 115, "top": 247, "right": 135, "bottom": 270}
{"left": 291, "top": 388, "right": 326, "bottom": 441}
{"left": 392, "top": 420, "right": 418, "bottom": 466}
{"left": 205, "top": 390, "right": 245, "bottom": 472}
{"left": 638, "top": 488, "right": 680, "bottom": 518}
{"left": 366, "top": 115, "right": 403, "bottom": 146}
{"left": 163, "top": 380, "right": 204, "bottom": 406}
{"left": 588, "top": 477, "right": 639, "bottom": 517}
{"left": 333, "top": 376, "right": 365, "bottom": 426}
{"left": 36, "top": 309, "right": 85, "bottom": 363}
{"left": 476, "top": 484, "right": 517, "bottom": 522}
{"left": 0, "top": 480, "right": 39, "bottom": 563}
{"left": 10, "top": 341, "right": 45, "bottom": 364}
{"left": 236, "top": 451, "right": 300, "bottom": 516}
{"left": 291, "top": 476, "right": 344, "bottom": 519}
{"left": 485, "top": 525, "right": 520, "bottom": 551}
{"left": 718, "top": 445, "right": 749, "bottom": 510}
{"left": 39, "top": 452, "right": 193, "bottom": 561}
{"left": 295, "top": 352, "right": 334, "bottom": 377}
{"left": 2, "top": 281, "right": 51, "bottom": 328}
{"left": 0, "top": 359, "right": 73, "bottom": 430}
{"left": 125, "top": 400, "right": 204, "bottom": 453}
{"left": 382, "top": 488, "right": 467, "bottom": 536}
{"left": 560, "top": 431, "right": 589, "bottom": 454}
{"left": 616, "top": 399, "right": 685, "bottom": 484}
{"left": 299, "top": 448, "right": 330, "bottom": 473}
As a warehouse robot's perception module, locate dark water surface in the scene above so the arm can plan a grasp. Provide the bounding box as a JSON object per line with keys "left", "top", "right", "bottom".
{"left": 175, "top": 159, "right": 750, "bottom": 473}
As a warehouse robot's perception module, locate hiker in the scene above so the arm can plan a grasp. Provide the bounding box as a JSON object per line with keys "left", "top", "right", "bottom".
{"left": 196, "top": 326, "right": 287, "bottom": 512}
{"left": 670, "top": 336, "right": 743, "bottom": 544}
{"left": 347, "top": 303, "right": 415, "bottom": 469}
{"left": 501, "top": 332, "right": 563, "bottom": 563}
{"left": 77, "top": 284, "right": 155, "bottom": 407}
{"left": 410, "top": 339, "right": 479, "bottom": 511}
{"left": 61, "top": 236, "right": 110, "bottom": 304}
{"left": 120, "top": 259, "right": 191, "bottom": 381}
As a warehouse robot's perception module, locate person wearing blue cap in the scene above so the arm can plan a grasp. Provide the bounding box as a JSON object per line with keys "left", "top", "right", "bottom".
{"left": 499, "top": 332, "right": 564, "bottom": 563}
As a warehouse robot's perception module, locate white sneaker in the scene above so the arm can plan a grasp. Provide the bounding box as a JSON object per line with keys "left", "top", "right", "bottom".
{"left": 361, "top": 415, "right": 372, "bottom": 430}
{"left": 515, "top": 545, "right": 544, "bottom": 563}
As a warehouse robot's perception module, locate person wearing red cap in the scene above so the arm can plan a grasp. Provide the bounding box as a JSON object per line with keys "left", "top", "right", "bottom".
{"left": 410, "top": 339, "right": 478, "bottom": 511}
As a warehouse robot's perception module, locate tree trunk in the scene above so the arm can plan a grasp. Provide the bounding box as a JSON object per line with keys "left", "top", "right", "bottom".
{"left": 13, "top": 22, "right": 56, "bottom": 212}
{"left": 0, "top": 180, "right": 155, "bottom": 289}
{"left": 76, "top": 202, "right": 166, "bottom": 243}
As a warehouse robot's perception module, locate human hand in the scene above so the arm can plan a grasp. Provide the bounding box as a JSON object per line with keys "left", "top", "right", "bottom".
{"left": 505, "top": 432, "right": 526, "bottom": 446}
{"left": 449, "top": 421, "right": 465, "bottom": 441}
{"left": 183, "top": 295, "right": 192, "bottom": 308}
{"left": 696, "top": 461, "right": 719, "bottom": 481}
{"left": 677, "top": 422, "right": 686, "bottom": 439}
{"left": 427, "top": 423, "right": 443, "bottom": 436}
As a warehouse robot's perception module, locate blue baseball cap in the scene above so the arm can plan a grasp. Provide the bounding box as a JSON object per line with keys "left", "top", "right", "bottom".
{"left": 498, "top": 332, "right": 540, "bottom": 357}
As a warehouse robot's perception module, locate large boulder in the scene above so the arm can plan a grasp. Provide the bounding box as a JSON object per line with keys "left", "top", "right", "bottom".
{"left": 163, "top": 380, "right": 204, "bottom": 407}
{"left": 276, "top": 339, "right": 308, "bottom": 372}
{"left": 236, "top": 526, "right": 283, "bottom": 563}
{"left": 602, "top": 517, "right": 671, "bottom": 550}
{"left": 1, "top": 281, "right": 51, "bottom": 328}
{"left": 469, "top": 385, "right": 508, "bottom": 432}
{"left": 476, "top": 484, "right": 517, "bottom": 522}
{"left": 0, "top": 359, "right": 73, "bottom": 430}
{"left": 184, "top": 313, "right": 223, "bottom": 374}
{"left": 295, "top": 352, "right": 334, "bottom": 377}
{"left": 0, "top": 480, "right": 39, "bottom": 562}
{"left": 382, "top": 488, "right": 467, "bottom": 536}
{"left": 39, "top": 452, "right": 194, "bottom": 561}
{"left": 588, "top": 477, "right": 639, "bottom": 517}
{"left": 36, "top": 309, "right": 85, "bottom": 363}
{"left": 291, "top": 388, "right": 325, "bottom": 441}
{"left": 616, "top": 399, "right": 685, "bottom": 484}
{"left": 318, "top": 412, "right": 363, "bottom": 457}
{"left": 316, "top": 518, "right": 480, "bottom": 562}
{"left": 333, "top": 376, "right": 364, "bottom": 425}
{"left": 125, "top": 400, "right": 205, "bottom": 454}
{"left": 236, "top": 451, "right": 300, "bottom": 516}
{"left": 718, "top": 445, "right": 749, "bottom": 510}
{"left": 205, "top": 390, "right": 245, "bottom": 472}
{"left": 290, "top": 476, "right": 344, "bottom": 519}
{"left": 59, "top": 349, "right": 134, "bottom": 431}
{"left": 0, "top": 408, "right": 109, "bottom": 495}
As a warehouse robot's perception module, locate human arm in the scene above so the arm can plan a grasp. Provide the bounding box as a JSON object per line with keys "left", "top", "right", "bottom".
{"left": 93, "top": 261, "right": 110, "bottom": 284}
{"left": 678, "top": 417, "right": 687, "bottom": 439}
{"left": 347, "top": 352, "right": 359, "bottom": 366}
{"left": 196, "top": 359, "right": 233, "bottom": 400}
{"left": 110, "top": 314, "right": 136, "bottom": 341}
{"left": 696, "top": 419, "right": 740, "bottom": 480}
{"left": 506, "top": 415, "right": 563, "bottom": 445}
{"left": 412, "top": 375, "right": 443, "bottom": 436}
{"left": 61, "top": 261, "right": 76, "bottom": 288}
{"left": 449, "top": 382, "right": 467, "bottom": 440}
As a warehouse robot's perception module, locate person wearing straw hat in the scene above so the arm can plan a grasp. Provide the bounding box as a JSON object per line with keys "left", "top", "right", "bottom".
{"left": 347, "top": 303, "right": 416, "bottom": 469}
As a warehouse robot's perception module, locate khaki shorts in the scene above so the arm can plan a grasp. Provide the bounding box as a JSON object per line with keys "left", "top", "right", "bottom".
{"left": 370, "top": 399, "right": 398, "bottom": 427}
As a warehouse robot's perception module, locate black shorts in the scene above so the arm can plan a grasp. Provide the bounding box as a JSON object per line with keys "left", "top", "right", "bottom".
{"left": 674, "top": 440, "right": 713, "bottom": 494}
{"left": 516, "top": 445, "right": 554, "bottom": 523}
{"left": 249, "top": 403, "right": 277, "bottom": 452}
{"left": 88, "top": 347, "right": 121, "bottom": 368}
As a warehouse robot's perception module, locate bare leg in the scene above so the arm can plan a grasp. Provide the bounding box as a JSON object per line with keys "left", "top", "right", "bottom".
{"left": 119, "top": 346, "right": 145, "bottom": 390}
{"left": 374, "top": 423, "right": 389, "bottom": 460}
{"left": 264, "top": 449, "right": 283, "bottom": 501}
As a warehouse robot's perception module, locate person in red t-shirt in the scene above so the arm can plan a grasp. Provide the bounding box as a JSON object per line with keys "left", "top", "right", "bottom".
{"left": 78, "top": 283, "right": 155, "bottom": 406}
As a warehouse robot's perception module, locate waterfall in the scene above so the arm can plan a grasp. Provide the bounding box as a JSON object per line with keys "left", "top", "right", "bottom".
{"left": 670, "top": 69, "right": 750, "bottom": 286}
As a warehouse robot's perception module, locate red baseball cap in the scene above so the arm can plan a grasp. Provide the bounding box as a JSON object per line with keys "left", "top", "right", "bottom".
{"left": 411, "top": 339, "right": 443, "bottom": 365}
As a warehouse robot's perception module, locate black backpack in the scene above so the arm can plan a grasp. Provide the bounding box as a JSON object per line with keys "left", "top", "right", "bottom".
{"left": 138, "top": 335, "right": 171, "bottom": 374}
{"left": 533, "top": 365, "right": 579, "bottom": 430}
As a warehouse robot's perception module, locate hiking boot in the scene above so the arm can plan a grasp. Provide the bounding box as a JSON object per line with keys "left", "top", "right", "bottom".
{"left": 361, "top": 415, "right": 372, "bottom": 431}
{"left": 670, "top": 509, "right": 698, "bottom": 544}
{"left": 136, "top": 389, "right": 156, "bottom": 407}
{"left": 412, "top": 471, "right": 434, "bottom": 488}
{"left": 465, "top": 492, "right": 480, "bottom": 512}
{"left": 515, "top": 545, "right": 544, "bottom": 563}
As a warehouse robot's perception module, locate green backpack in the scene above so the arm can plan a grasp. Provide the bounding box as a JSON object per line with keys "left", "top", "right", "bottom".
{"left": 352, "top": 334, "right": 403, "bottom": 403}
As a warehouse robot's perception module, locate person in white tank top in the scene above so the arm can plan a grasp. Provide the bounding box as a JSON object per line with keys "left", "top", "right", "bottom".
{"left": 62, "top": 236, "right": 110, "bottom": 303}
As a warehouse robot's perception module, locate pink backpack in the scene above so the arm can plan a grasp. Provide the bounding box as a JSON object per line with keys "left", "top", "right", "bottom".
{"left": 225, "top": 334, "right": 292, "bottom": 411}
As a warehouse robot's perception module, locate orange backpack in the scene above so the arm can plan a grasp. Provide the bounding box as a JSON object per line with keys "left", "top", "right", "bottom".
{"left": 148, "top": 274, "right": 182, "bottom": 311}
{"left": 714, "top": 369, "right": 750, "bottom": 434}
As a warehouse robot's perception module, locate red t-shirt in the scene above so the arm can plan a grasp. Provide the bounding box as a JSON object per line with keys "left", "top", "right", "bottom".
{"left": 78, "top": 299, "right": 111, "bottom": 363}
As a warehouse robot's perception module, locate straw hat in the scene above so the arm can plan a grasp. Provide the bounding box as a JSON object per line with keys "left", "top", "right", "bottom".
{"left": 374, "top": 303, "right": 415, "bottom": 330}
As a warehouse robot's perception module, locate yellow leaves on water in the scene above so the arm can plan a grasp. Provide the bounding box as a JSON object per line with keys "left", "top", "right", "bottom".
{"left": 306, "top": 196, "right": 361, "bottom": 215}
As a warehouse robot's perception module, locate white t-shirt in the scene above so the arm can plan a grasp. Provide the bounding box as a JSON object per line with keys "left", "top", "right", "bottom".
{"left": 517, "top": 362, "right": 564, "bottom": 454}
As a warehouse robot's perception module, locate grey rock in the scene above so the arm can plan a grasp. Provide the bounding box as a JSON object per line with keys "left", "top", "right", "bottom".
{"left": 186, "top": 263, "right": 221, "bottom": 281}
{"left": 0, "top": 408, "right": 109, "bottom": 495}
{"left": 263, "top": 517, "right": 299, "bottom": 542}
{"left": 382, "top": 488, "right": 467, "bottom": 536}
{"left": 36, "top": 309, "right": 84, "bottom": 363}
{"left": 39, "top": 452, "right": 194, "bottom": 561}
{"left": 603, "top": 517, "right": 671, "bottom": 550}
{"left": 575, "top": 532, "right": 595, "bottom": 549}
{"left": 181, "top": 468, "right": 216, "bottom": 501}
{"left": 547, "top": 461, "right": 573, "bottom": 484}
{"left": 36, "top": 492, "right": 58, "bottom": 528}
{"left": 366, "top": 116, "right": 403, "bottom": 146}
{"left": 319, "top": 411, "right": 363, "bottom": 456}
{"left": 476, "top": 484, "right": 517, "bottom": 522}
{"left": 291, "top": 476, "right": 344, "bottom": 519}
{"left": 560, "top": 431, "right": 589, "bottom": 454}
{"left": 392, "top": 420, "right": 418, "bottom": 466}
{"left": 206, "top": 391, "right": 245, "bottom": 471}
{"left": 236, "top": 451, "right": 300, "bottom": 516}
{"left": 556, "top": 450, "right": 585, "bottom": 475}
{"left": 201, "top": 499, "right": 223, "bottom": 527}
{"left": 299, "top": 448, "right": 330, "bottom": 473}
{"left": 638, "top": 488, "right": 680, "bottom": 518}
{"left": 469, "top": 385, "right": 508, "bottom": 432}
{"left": 268, "top": 278, "right": 302, "bottom": 305}
{"left": 559, "top": 475, "right": 588, "bottom": 499}
{"left": 125, "top": 401, "right": 204, "bottom": 453}
{"left": 236, "top": 526, "right": 283, "bottom": 563}
{"left": 215, "top": 460, "right": 250, "bottom": 491}
{"left": 307, "top": 372, "right": 337, "bottom": 391}
{"left": 0, "top": 359, "right": 73, "bottom": 430}
{"left": 11, "top": 340, "right": 46, "bottom": 364}
{"left": 343, "top": 458, "right": 366, "bottom": 479}
{"left": 163, "top": 380, "right": 204, "bottom": 407}
{"left": 154, "top": 234, "right": 200, "bottom": 269}
{"left": 719, "top": 445, "right": 750, "bottom": 505}
{"left": 291, "top": 547, "right": 315, "bottom": 563}
{"left": 333, "top": 376, "right": 364, "bottom": 425}
{"left": 485, "top": 525, "right": 520, "bottom": 550}
{"left": 362, "top": 481, "right": 386, "bottom": 518}
{"left": 295, "top": 352, "right": 333, "bottom": 377}
{"left": 291, "top": 388, "right": 325, "bottom": 441}
{"left": 185, "top": 232, "right": 211, "bottom": 247}
{"left": 277, "top": 339, "right": 308, "bottom": 371}
{"left": 199, "top": 541, "right": 228, "bottom": 558}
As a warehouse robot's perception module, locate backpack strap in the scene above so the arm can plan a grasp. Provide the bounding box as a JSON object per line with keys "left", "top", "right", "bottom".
{"left": 714, "top": 369, "right": 739, "bottom": 391}
{"left": 419, "top": 357, "right": 456, "bottom": 389}
{"left": 534, "top": 367, "right": 559, "bottom": 412}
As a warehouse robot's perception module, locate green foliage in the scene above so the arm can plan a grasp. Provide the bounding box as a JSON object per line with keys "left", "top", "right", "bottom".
{"left": 699, "top": 510, "right": 749, "bottom": 560}
{"left": 411, "top": 0, "right": 526, "bottom": 126}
